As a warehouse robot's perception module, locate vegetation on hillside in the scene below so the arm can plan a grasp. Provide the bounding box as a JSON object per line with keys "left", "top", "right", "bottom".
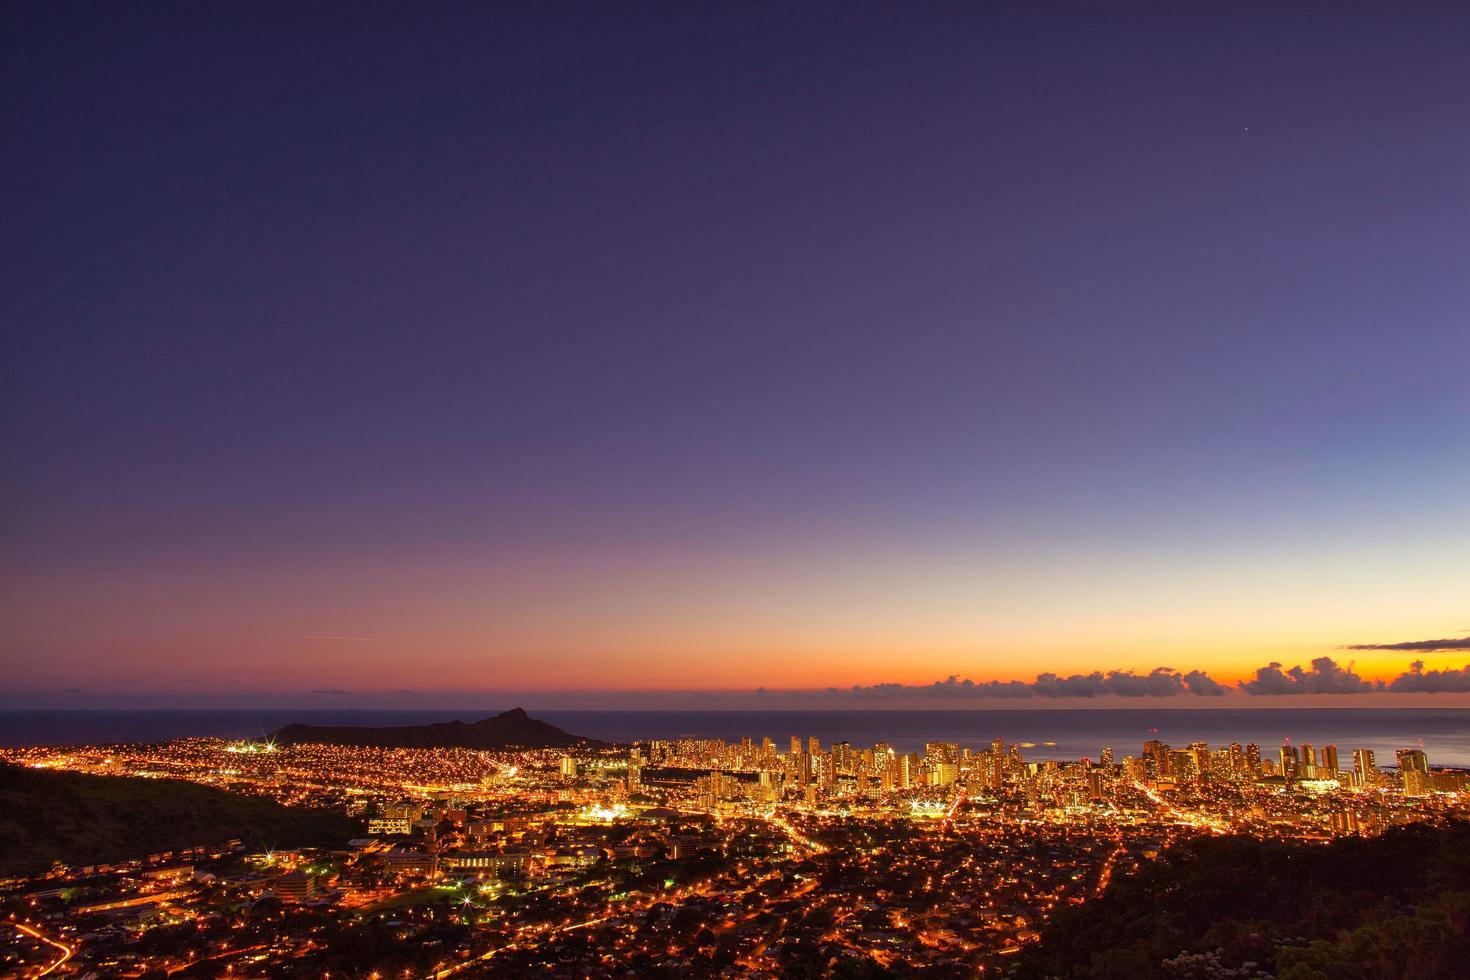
{"left": 0, "top": 762, "right": 358, "bottom": 875}
{"left": 1016, "top": 822, "right": 1470, "bottom": 979}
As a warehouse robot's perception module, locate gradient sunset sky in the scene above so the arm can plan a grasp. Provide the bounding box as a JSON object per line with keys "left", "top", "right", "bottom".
{"left": 5, "top": 3, "right": 1469, "bottom": 708}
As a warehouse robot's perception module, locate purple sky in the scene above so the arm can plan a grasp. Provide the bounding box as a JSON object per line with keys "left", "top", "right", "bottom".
{"left": 4, "top": 3, "right": 1469, "bottom": 706}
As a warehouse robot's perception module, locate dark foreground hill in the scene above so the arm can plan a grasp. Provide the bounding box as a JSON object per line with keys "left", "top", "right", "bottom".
{"left": 267, "top": 706, "right": 599, "bottom": 750}
{"left": 1016, "top": 822, "right": 1470, "bottom": 980}
{"left": 0, "top": 762, "right": 359, "bottom": 876}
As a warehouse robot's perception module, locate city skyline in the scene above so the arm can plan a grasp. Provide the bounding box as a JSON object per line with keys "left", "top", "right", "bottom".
{"left": 6, "top": 705, "right": 1465, "bottom": 976}
{"left": 6, "top": 4, "right": 1468, "bottom": 977}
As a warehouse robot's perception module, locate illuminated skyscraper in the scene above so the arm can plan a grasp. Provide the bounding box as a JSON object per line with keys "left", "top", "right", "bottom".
{"left": 898, "top": 753, "right": 918, "bottom": 790}
{"left": 1280, "top": 743, "right": 1300, "bottom": 779}
{"left": 1189, "top": 741, "right": 1210, "bottom": 783}
{"left": 1403, "top": 769, "right": 1431, "bottom": 797}
{"left": 1397, "top": 748, "right": 1429, "bottom": 774}
{"left": 925, "top": 742, "right": 959, "bottom": 765}
{"left": 1144, "top": 740, "right": 1170, "bottom": 778}
{"left": 1354, "top": 748, "right": 1377, "bottom": 787}
{"left": 928, "top": 761, "right": 958, "bottom": 787}
{"left": 1321, "top": 744, "right": 1339, "bottom": 775}
{"left": 1245, "top": 743, "right": 1261, "bottom": 774}
{"left": 832, "top": 741, "right": 853, "bottom": 771}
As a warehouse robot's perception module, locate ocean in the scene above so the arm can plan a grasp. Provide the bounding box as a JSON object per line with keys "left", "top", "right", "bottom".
{"left": 1, "top": 708, "right": 1467, "bottom": 767}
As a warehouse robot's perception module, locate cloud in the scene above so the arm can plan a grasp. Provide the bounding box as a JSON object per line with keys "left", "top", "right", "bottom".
{"left": 1387, "top": 661, "right": 1470, "bottom": 693}
{"left": 1237, "top": 657, "right": 1379, "bottom": 695}
{"left": 842, "top": 667, "right": 1226, "bottom": 701}
{"left": 1346, "top": 635, "right": 1470, "bottom": 653}
{"left": 307, "top": 688, "right": 352, "bottom": 695}
{"left": 1182, "top": 670, "right": 1229, "bottom": 696}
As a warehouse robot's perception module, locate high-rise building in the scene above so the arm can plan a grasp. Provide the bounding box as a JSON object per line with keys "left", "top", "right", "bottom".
{"left": 925, "top": 742, "right": 960, "bottom": 765}
{"left": 1227, "top": 742, "right": 1244, "bottom": 774}
{"left": 1008, "top": 743, "right": 1024, "bottom": 774}
{"left": 1353, "top": 748, "right": 1377, "bottom": 787}
{"left": 1189, "top": 741, "right": 1210, "bottom": 783}
{"left": 928, "top": 762, "right": 959, "bottom": 787}
{"left": 790, "top": 736, "right": 801, "bottom": 757}
{"left": 1245, "top": 743, "right": 1261, "bottom": 774}
{"left": 809, "top": 736, "right": 821, "bottom": 756}
{"left": 1280, "top": 743, "right": 1300, "bottom": 779}
{"left": 1321, "top": 744, "right": 1339, "bottom": 776}
{"left": 1300, "top": 744, "right": 1317, "bottom": 778}
{"left": 1144, "top": 740, "right": 1171, "bottom": 779}
{"left": 898, "top": 753, "right": 918, "bottom": 790}
{"left": 1329, "top": 810, "right": 1361, "bottom": 836}
{"left": 832, "top": 741, "right": 853, "bottom": 771}
{"left": 1397, "top": 748, "right": 1429, "bottom": 774}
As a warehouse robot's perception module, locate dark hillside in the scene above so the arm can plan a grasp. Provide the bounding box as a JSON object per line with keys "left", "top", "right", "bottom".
{"left": 0, "top": 762, "right": 358, "bottom": 876}
{"left": 1016, "top": 822, "right": 1470, "bottom": 979}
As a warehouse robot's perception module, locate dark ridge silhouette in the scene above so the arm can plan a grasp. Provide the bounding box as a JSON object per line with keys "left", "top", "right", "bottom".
{"left": 1015, "top": 821, "right": 1470, "bottom": 979}
{"left": 0, "top": 762, "right": 358, "bottom": 875}
{"left": 267, "top": 707, "right": 600, "bottom": 750}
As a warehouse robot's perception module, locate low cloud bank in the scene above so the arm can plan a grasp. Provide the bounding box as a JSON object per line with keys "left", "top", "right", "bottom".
{"left": 839, "top": 667, "right": 1227, "bottom": 701}
{"left": 1237, "top": 657, "right": 1379, "bottom": 695}
{"left": 1387, "top": 660, "right": 1470, "bottom": 693}
{"left": 1234, "top": 656, "right": 1470, "bottom": 695}
{"left": 827, "top": 656, "right": 1470, "bottom": 702}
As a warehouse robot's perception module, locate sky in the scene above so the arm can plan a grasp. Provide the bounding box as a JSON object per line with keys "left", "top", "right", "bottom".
{"left": 4, "top": 3, "right": 1469, "bottom": 709}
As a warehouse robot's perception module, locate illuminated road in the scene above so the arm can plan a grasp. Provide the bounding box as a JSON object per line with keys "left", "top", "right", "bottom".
{"left": 163, "top": 943, "right": 268, "bottom": 976}
{"left": 11, "top": 919, "right": 76, "bottom": 978}
{"left": 1132, "top": 781, "right": 1231, "bottom": 834}
{"left": 427, "top": 866, "right": 799, "bottom": 978}
{"left": 75, "top": 888, "right": 193, "bottom": 914}
{"left": 1094, "top": 838, "right": 1125, "bottom": 897}
{"left": 764, "top": 810, "right": 828, "bottom": 855}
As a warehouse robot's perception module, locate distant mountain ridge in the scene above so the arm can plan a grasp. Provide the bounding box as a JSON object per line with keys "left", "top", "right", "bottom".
{"left": 267, "top": 707, "right": 598, "bottom": 749}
